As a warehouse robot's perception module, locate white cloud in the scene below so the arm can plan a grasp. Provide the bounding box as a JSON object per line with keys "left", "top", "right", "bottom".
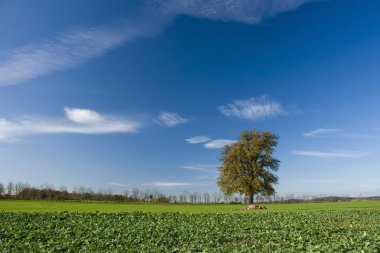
{"left": 0, "top": 25, "right": 125, "bottom": 86}
{"left": 0, "top": 107, "right": 142, "bottom": 142}
{"left": 303, "top": 128, "right": 342, "bottom": 137}
{"left": 156, "top": 0, "right": 314, "bottom": 25}
{"left": 344, "top": 133, "right": 380, "bottom": 139}
{"left": 0, "top": 7, "right": 171, "bottom": 86}
{"left": 110, "top": 182, "right": 130, "bottom": 187}
{"left": 151, "top": 182, "right": 192, "bottom": 187}
{"left": 155, "top": 112, "right": 188, "bottom": 127}
{"left": 282, "top": 179, "right": 338, "bottom": 184}
{"left": 65, "top": 107, "right": 104, "bottom": 124}
{"left": 302, "top": 128, "right": 380, "bottom": 140}
{"left": 185, "top": 136, "right": 211, "bottom": 144}
{"left": 181, "top": 164, "right": 216, "bottom": 173}
{"left": 0, "top": 0, "right": 317, "bottom": 86}
{"left": 291, "top": 150, "right": 368, "bottom": 159}
{"left": 219, "top": 96, "right": 286, "bottom": 120}
{"left": 204, "top": 139, "right": 236, "bottom": 149}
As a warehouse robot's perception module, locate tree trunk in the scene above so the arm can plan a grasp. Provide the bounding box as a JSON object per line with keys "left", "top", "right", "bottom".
{"left": 248, "top": 193, "right": 254, "bottom": 205}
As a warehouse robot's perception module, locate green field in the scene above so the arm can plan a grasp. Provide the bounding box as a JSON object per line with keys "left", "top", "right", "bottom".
{"left": 1, "top": 200, "right": 380, "bottom": 212}
{"left": 1, "top": 200, "right": 380, "bottom": 252}
{"left": 1, "top": 210, "right": 380, "bottom": 252}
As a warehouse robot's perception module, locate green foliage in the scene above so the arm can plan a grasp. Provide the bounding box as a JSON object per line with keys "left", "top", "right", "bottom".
{"left": 2, "top": 200, "right": 380, "bottom": 213}
{"left": 0, "top": 201, "right": 248, "bottom": 213}
{"left": 1, "top": 211, "right": 380, "bottom": 252}
{"left": 0, "top": 200, "right": 380, "bottom": 213}
{"left": 218, "top": 130, "right": 280, "bottom": 203}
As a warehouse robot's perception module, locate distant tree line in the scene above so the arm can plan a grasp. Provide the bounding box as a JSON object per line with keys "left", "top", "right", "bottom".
{"left": 0, "top": 181, "right": 262, "bottom": 203}
{"left": 0, "top": 181, "right": 372, "bottom": 203}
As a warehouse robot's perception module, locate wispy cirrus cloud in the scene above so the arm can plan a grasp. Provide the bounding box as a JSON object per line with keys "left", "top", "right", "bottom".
{"left": 0, "top": 0, "right": 317, "bottom": 86}
{"left": 282, "top": 179, "right": 338, "bottom": 184}
{"left": 0, "top": 25, "right": 124, "bottom": 86}
{"left": 343, "top": 129, "right": 380, "bottom": 139}
{"left": 0, "top": 107, "right": 142, "bottom": 142}
{"left": 0, "top": 11, "right": 171, "bottom": 86}
{"left": 292, "top": 150, "right": 368, "bottom": 159}
{"left": 181, "top": 164, "right": 217, "bottom": 173}
{"left": 182, "top": 164, "right": 219, "bottom": 180}
{"left": 185, "top": 136, "right": 211, "bottom": 144}
{"left": 219, "top": 96, "right": 286, "bottom": 120}
{"left": 150, "top": 182, "right": 192, "bottom": 187}
{"left": 303, "top": 128, "right": 380, "bottom": 139}
{"left": 185, "top": 136, "right": 236, "bottom": 149}
{"left": 204, "top": 139, "right": 236, "bottom": 149}
{"left": 110, "top": 182, "right": 130, "bottom": 187}
{"left": 156, "top": 0, "right": 315, "bottom": 25}
{"left": 155, "top": 111, "right": 188, "bottom": 127}
{"left": 303, "top": 128, "right": 342, "bottom": 137}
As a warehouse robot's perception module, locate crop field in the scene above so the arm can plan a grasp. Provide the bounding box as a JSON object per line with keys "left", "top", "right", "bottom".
{"left": 1, "top": 210, "right": 380, "bottom": 252}
{"left": 1, "top": 200, "right": 380, "bottom": 213}
{"left": 1, "top": 201, "right": 380, "bottom": 252}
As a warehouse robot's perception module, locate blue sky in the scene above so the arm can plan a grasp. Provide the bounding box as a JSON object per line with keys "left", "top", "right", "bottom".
{"left": 1, "top": 0, "right": 380, "bottom": 196}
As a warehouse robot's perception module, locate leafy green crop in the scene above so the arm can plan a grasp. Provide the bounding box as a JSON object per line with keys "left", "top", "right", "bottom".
{"left": 0, "top": 211, "right": 379, "bottom": 252}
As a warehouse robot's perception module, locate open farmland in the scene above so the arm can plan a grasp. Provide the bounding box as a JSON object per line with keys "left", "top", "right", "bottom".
{"left": 1, "top": 200, "right": 380, "bottom": 213}
{"left": 1, "top": 201, "right": 380, "bottom": 252}
{"left": 1, "top": 210, "right": 380, "bottom": 252}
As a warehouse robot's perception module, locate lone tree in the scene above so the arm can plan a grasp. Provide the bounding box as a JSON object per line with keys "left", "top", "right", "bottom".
{"left": 217, "top": 130, "right": 280, "bottom": 205}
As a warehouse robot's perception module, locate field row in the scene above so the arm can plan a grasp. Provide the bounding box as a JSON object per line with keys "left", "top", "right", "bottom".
{"left": 1, "top": 211, "right": 379, "bottom": 252}
{"left": 1, "top": 200, "right": 380, "bottom": 213}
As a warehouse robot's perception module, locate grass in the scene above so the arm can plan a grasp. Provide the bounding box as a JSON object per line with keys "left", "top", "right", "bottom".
{"left": 265, "top": 200, "right": 380, "bottom": 211}
{"left": 1, "top": 199, "right": 380, "bottom": 213}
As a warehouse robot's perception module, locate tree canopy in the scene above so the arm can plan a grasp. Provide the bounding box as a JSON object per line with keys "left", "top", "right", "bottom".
{"left": 217, "top": 130, "right": 280, "bottom": 204}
